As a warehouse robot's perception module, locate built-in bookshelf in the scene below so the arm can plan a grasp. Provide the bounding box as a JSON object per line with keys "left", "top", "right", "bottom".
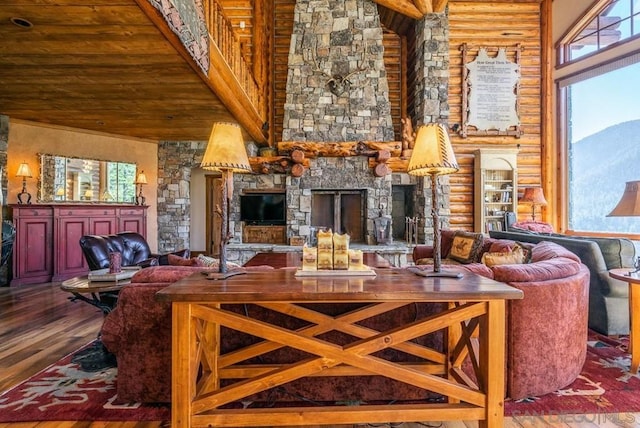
{"left": 474, "top": 149, "right": 519, "bottom": 234}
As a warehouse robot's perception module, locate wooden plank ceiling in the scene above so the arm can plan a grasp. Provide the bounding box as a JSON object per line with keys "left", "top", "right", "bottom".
{"left": 0, "top": 0, "right": 236, "bottom": 142}
{"left": 0, "top": 0, "right": 445, "bottom": 142}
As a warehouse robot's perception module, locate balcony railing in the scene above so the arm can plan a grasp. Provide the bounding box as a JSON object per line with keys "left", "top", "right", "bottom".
{"left": 203, "top": 0, "right": 264, "bottom": 119}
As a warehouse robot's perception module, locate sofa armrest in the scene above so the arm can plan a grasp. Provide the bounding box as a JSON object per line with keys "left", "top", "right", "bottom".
{"left": 101, "top": 283, "right": 170, "bottom": 353}
{"left": 135, "top": 257, "right": 159, "bottom": 268}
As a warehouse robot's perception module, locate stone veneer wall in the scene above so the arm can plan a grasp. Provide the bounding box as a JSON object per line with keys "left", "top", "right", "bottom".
{"left": 282, "top": 0, "right": 394, "bottom": 142}
{"left": 411, "top": 12, "right": 451, "bottom": 244}
{"left": 156, "top": 141, "right": 205, "bottom": 253}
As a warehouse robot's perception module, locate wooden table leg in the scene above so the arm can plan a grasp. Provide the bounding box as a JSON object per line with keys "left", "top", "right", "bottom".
{"left": 172, "top": 302, "right": 195, "bottom": 428}
{"left": 479, "top": 300, "right": 506, "bottom": 428}
{"left": 630, "top": 283, "right": 640, "bottom": 374}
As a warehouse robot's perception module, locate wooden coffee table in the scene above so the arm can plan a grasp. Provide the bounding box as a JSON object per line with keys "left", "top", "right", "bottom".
{"left": 61, "top": 275, "right": 132, "bottom": 315}
{"left": 609, "top": 268, "right": 640, "bottom": 373}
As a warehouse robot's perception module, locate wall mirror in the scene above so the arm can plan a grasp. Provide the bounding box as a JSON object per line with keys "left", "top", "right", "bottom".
{"left": 39, "top": 154, "right": 137, "bottom": 203}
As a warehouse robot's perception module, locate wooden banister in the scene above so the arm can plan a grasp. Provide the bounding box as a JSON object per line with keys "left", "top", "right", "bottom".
{"left": 203, "top": 0, "right": 265, "bottom": 122}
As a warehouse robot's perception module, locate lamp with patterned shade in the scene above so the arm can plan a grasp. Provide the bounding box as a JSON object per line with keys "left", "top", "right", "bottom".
{"left": 519, "top": 187, "right": 548, "bottom": 222}
{"left": 201, "top": 122, "right": 252, "bottom": 279}
{"left": 407, "top": 123, "right": 460, "bottom": 277}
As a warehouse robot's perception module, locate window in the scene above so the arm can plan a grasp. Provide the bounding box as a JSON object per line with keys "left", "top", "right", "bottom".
{"left": 559, "top": 0, "right": 640, "bottom": 64}
{"left": 559, "top": 58, "right": 640, "bottom": 234}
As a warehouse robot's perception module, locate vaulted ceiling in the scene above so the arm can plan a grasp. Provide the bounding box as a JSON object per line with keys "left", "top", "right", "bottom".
{"left": 0, "top": 0, "right": 446, "bottom": 142}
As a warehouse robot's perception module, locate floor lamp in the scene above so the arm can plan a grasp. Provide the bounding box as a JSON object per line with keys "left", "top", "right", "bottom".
{"left": 407, "top": 123, "right": 460, "bottom": 277}
{"left": 200, "top": 122, "right": 252, "bottom": 279}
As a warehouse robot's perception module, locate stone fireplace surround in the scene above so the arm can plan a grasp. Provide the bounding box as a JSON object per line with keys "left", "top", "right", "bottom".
{"left": 156, "top": 3, "right": 451, "bottom": 267}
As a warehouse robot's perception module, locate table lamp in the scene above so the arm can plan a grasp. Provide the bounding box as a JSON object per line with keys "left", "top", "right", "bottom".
{"left": 201, "top": 122, "right": 252, "bottom": 279}
{"left": 608, "top": 181, "right": 640, "bottom": 217}
{"left": 16, "top": 162, "right": 33, "bottom": 204}
{"left": 407, "top": 123, "right": 460, "bottom": 277}
{"left": 608, "top": 180, "right": 640, "bottom": 272}
{"left": 519, "top": 187, "right": 547, "bottom": 222}
{"left": 135, "top": 171, "right": 148, "bottom": 205}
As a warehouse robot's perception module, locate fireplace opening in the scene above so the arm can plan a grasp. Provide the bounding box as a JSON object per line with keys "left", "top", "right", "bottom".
{"left": 311, "top": 190, "right": 365, "bottom": 243}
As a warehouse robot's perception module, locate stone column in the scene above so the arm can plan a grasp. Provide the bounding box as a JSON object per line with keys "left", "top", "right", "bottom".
{"left": 157, "top": 141, "right": 206, "bottom": 253}
{"left": 413, "top": 12, "right": 452, "bottom": 244}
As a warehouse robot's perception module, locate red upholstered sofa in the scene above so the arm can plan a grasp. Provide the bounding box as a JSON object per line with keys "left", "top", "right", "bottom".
{"left": 413, "top": 229, "right": 590, "bottom": 399}
{"left": 101, "top": 264, "right": 447, "bottom": 404}
{"left": 102, "top": 234, "right": 589, "bottom": 403}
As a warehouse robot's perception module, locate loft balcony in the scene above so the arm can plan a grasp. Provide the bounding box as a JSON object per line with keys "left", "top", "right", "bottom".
{"left": 0, "top": 0, "right": 268, "bottom": 143}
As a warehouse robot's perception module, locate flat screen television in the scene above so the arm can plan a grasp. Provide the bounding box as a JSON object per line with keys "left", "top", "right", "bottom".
{"left": 240, "top": 193, "right": 286, "bottom": 225}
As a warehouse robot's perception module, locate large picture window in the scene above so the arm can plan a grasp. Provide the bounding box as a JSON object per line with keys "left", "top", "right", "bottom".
{"left": 557, "top": 0, "right": 640, "bottom": 235}
{"left": 560, "top": 59, "right": 640, "bottom": 234}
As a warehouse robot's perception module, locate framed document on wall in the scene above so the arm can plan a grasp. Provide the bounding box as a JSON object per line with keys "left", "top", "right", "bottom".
{"left": 460, "top": 43, "right": 524, "bottom": 138}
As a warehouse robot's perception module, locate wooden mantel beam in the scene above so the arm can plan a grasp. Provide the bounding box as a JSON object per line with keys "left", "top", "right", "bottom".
{"left": 372, "top": 0, "right": 423, "bottom": 19}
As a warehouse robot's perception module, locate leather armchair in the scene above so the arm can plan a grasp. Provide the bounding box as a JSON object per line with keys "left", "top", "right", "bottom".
{"left": 79, "top": 232, "right": 189, "bottom": 271}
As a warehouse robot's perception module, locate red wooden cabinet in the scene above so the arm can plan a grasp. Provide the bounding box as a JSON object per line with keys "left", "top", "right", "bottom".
{"left": 11, "top": 207, "right": 54, "bottom": 286}
{"left": 11, "top": 204, "right": 147, "bottom": 285}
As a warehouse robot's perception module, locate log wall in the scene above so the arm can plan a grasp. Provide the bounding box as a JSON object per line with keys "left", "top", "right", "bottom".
{"left": 448, "top": 0, "right": 543, "bottom": 230}
{"left": 268, "top": 0, "right": 544, "bottom": 231}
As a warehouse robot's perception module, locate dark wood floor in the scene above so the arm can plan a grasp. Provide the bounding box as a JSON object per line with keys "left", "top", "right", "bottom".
{"left": 2, "top": 281, "right": 637, "bottom": 427}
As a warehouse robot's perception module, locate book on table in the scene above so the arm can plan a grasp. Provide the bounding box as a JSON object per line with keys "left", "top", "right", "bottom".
{"left": 88, "top": 266, "right": 141, "bottom": 282}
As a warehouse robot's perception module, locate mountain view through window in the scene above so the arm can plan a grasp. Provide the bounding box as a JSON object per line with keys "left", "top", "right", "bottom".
{"left": 567, "top": 61, "right": 640, "bottom": 233}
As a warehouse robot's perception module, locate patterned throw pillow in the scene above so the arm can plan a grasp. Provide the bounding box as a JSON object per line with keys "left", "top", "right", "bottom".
{"left": 481, "top": 246, "right": 525, "bottom": 267}
{"left": 447, "top": 231, "right": 484, "bottom": 264}
{"left": 196, "top": 254, "right": 241, "bottom": 269}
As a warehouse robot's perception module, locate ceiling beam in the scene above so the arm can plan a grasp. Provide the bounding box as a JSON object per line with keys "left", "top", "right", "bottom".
{"left": 413, "top": 0, "right": 433, "bottom": 14}
{"left": 372, "top": 0, "right": 423, "bottom": 19}
{"left": 432, "top": 0, "right": 449, "bottom": 13}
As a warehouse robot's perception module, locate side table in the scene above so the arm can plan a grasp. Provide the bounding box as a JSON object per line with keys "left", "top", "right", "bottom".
{"left": 61, "top": 275, "right": 131, "bottom": 315}
{"left": 60, "top": 275, "right": 133, "bottom": 371}
{"left": 609, "top": 268, "right": 640, "bottom": 373}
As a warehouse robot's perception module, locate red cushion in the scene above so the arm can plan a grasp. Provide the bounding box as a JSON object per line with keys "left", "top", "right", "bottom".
{"left": 492, "top": 257, "right": 581, "bottom": 283}
{"left": 167, "top": 254, "right": 204, "bottom": 266}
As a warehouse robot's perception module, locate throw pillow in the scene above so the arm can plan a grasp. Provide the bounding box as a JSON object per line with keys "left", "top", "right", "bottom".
{"left": 168, "top": 254, "right": 204, "bottom": 267}
{"left": 481, "top": 246, "right": 525, "bottom": 267}
{"left": 447, "top": 231, "right": 484, "bottom": 264}
{"left": 515, "top": 242, "right": 534, "bottom": 263}
{"left": 196, "top": 254, "right": 241, "bottom": 269}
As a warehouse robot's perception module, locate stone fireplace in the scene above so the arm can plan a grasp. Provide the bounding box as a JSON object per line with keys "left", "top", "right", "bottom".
{"left": 155, "top": 2, "right": 450, "bottom": 257}
{"left": 214, "top": 0, "right": 450, "bottom": 251}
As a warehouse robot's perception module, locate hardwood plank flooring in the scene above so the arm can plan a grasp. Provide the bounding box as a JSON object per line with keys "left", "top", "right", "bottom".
{"left": 1, "top": 282, "right": 640, "bottom": 427}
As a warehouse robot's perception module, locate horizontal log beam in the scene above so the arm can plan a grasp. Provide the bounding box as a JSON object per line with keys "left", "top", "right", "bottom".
{"left": 277, "top": 141, "right": 403, "bottom": 158}
{"left": 372, "top": 0, "right": 423, "bottom": 19}
{"left": 368, "top": 157, "right": 410, "bottom": 172}
{"left": 248, "top": 156, "right": 310, "bottom": 174}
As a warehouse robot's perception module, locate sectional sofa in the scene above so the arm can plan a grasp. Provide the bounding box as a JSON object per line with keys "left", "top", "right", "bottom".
{"left": 101, "top": 234, "right": 589, "bottom": 404}
{"left": 490, "top": 229, "right": 636, "bottom": 335}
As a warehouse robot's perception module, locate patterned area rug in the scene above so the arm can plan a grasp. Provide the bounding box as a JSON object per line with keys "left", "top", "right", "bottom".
{"left": 505, "top": 331, "right": 640, "bottom": 419}
{"left": 0, "top": 342, "right": 170, "bottom": 423}
{"left": 1, "top": 333, "right": 639, "bottom": 422}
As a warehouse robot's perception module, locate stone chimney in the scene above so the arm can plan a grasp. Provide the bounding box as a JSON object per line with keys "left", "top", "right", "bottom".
{"left": 282, "top": 0, "right": 394, "bottom": 142}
